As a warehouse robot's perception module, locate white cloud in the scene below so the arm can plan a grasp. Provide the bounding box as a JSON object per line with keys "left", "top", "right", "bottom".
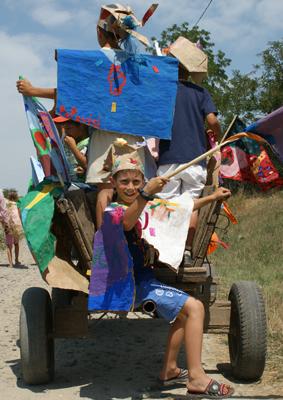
{"left": 31, "top": 4, "right": 73, "bottom": 27}
{"left": 256, "top": 0, "right": 283, "bottom": 30}
{"left": 0, "top": 31, "right": 56, "bottom": 194}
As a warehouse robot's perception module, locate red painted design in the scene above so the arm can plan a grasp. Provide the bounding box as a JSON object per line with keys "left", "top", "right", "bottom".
{"left": 34, "top": 130, "right": 47, "bottom": 151}
{"left": 59, "top": 105, "right": 66, "bottom": 114}
{"left": 59, "top": 104, "right": 101, "bottom": 129}
{"left": 107, "top": 64, "right": 127, "bottom": 96}
{"left": 130, "top": 158, "right": 138, "bottom": 165}
{"left": 70, "top": 107, "right": 77, "bottom": 116}
{"left": 152, "top": 66, "right": 159, "bottom": 73}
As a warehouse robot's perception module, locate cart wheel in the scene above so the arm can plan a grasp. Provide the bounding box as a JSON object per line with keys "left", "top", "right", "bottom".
{"left": 228, "top": 281, "right": 267, "bottom": 381}
{"left": 20, "top": 287, "right": 54, "bottom": 384}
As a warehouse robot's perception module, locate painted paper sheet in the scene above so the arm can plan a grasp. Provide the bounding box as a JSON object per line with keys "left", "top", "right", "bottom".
{"left": 30, "top": 156, "right": 45, "bottom": 186}
{"left": 140, "top": 193, "right": 194, "bottom": 271}
{"left": 56, "top": 49, "right": 178, "bottom": 139}
{"left": 22, "top": 95, "right": 70, "bottom": 183}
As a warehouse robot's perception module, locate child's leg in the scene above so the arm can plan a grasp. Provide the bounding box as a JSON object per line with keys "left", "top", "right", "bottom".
{"left": 14, "top": 241, "right": 20, "bottom": 263}
{"left": 6, "top": 245, "right": 13, "bottom": 267}
{"left": 159, "top": 316, "right": 185, "bottom": 380}
{"left": 5, "top": 234, "right": 14, "bottom": 267}
{"left": 181, "top": 297, "right": 214, "bottom": 391}
{"left": 186, "top": 210, "right": 198, "bottom": 250}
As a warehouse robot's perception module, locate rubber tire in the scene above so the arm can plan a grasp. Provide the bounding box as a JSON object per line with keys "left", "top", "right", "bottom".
{"left": 20, "top": 287, "right": 54, "bottom": 384}
{"left": 228, "top": 281, "right": 267, "bottom": 381}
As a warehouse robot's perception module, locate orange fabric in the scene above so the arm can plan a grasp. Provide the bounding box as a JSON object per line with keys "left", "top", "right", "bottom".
{"left": 207, "top": 232, "right": 229, "bottom": 255}
{"left": 223, "top": 202, "right": 238, "bottom": 224}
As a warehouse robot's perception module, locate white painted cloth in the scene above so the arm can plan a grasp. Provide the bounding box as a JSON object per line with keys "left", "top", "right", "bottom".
{"left": 140, "top": 193, "right": 194, "bottom": 272}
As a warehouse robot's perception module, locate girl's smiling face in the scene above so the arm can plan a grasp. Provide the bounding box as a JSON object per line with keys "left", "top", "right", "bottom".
{"left": 111, "top": 169, "right": 144, "bottom": 206}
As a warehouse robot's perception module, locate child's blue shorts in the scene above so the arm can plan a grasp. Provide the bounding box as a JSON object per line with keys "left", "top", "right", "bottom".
{"left": 135, "top": 278, "right": 189, "bottom": 323}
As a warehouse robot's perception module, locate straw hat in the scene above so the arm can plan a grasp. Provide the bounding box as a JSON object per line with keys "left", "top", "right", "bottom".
{"left": 97, "top": 3, "right": 158, "bottom": 47}
{"left": 169, "top": 36, "right": 208, "bottom": 83}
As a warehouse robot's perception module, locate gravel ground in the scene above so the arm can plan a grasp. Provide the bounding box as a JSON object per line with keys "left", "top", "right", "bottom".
{"left": 0, "top": 240, "right": 282, "bottom": 399}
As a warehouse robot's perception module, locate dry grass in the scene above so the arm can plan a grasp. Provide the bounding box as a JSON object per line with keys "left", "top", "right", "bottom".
{"left": 210, "top": 188, "right": 283, "bottom": 379}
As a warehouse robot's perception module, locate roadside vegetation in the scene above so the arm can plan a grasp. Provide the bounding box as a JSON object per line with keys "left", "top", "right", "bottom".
{"left": 211, "top": 188, "right": 283, "bottom": 380}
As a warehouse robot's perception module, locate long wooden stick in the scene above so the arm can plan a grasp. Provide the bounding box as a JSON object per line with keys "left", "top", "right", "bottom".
{"left": 220, "top": 115, "right": 238, "bottom": 144}
{"left": 163, "top": 135, "right": 240, "bottom": 180}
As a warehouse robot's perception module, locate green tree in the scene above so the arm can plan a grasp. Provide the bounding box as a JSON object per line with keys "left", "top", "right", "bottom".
{"left": 149, "top": 22, "right": 231, "bottom": 121}
{"left": 221, "top": 70, "right": 260, "bottom": 126}
{"left": 255, "top": 40, "right": 283, "bottom": 114}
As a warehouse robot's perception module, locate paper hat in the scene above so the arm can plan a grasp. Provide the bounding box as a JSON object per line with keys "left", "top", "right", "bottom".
{"left": 169, "top": 36, "right": 208, "bottom": 83}
{"left": 97, "top": 3, "right": 158, "bottom": 47}
{"left": 103, "top": 138, "right": 145, "bottom": 176}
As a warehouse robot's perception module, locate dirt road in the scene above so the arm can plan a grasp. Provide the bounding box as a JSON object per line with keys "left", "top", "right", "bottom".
{"left": 0, "top": 240, "right": 282, "bottom": 399}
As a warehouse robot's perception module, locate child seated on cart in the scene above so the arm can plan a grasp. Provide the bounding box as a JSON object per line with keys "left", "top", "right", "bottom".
{"left": 91, "top": 143, "right": 234, "bottom": 399}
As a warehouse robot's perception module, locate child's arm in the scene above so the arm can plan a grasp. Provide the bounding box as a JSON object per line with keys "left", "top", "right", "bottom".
{"left": 16, "top": 78, "right": 56, "bottom": 99}
{"left": 193, "top": 187, "right": 231, "bottom": 211}
{"left": 96, "top": 188, "right": 114, "bottom": 229}
{"left": 64, "top": 136, "right": 87, "bottom": 169}
{"left": 123, "top": 177, "right": 169, "bottom": 231}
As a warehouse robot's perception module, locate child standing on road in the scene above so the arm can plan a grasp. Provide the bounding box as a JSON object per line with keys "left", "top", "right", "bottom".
{"left": 92, "top": 145, "right": 234, "bottom": 399}
{"left": 4, "top": 190, "right": 23, "bottom": 267}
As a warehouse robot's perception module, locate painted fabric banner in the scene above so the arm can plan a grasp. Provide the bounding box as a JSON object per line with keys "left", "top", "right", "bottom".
{"left": 88, "top": 204, "right": 135, "bottom": 312}
{"left": 220, "top": 132, "right": 283, "bottom": 190}
{"left": 56, "top": 49, "right": 178, "bottom": 139}
{"left": 18, "top": 180, "right": 62, "bottom": 273}
{"left": 140, "top": 193, "right": 194, "bottom": 271}
{"left": 245, "top": 106, "right": 283, "bottom": 162}
{"left": 22, "top": 95, "right": 70, "bottom": 183}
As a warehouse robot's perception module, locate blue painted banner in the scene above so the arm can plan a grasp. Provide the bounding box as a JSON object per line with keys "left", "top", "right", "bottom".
{"left": 56, "top": 49, "right": 178, "bottom": 139}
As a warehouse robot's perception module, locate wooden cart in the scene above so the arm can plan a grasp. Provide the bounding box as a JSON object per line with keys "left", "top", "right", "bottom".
{"left": 19, "top": 185, "right": 267, "bottom": 384}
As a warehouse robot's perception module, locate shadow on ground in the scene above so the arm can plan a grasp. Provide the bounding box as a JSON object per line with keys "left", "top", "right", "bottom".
{"left": 7, "top": 318, "right": 282, "bottom": 400}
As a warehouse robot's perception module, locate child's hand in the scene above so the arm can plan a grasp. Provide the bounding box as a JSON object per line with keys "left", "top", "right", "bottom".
{"left": 143, "top": 176, "right": 169, "bottom": 195}
{"left": 212, "top": 187, "right": 231, "bottom": 201}
{"left": 16, "top": 79, "right": 35, "bottom": 96}
{"left": 75, "top": 166, "right": 85, "bottom": 175}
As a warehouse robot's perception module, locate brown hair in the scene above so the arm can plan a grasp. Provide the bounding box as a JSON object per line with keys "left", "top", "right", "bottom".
{"left": 8, "top": 190, "right": 19, "bottom": 202}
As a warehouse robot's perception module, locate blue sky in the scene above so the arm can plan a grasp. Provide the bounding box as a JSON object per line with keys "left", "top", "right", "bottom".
{"left": 1, "top": 0, "right": 282, "bottom": 194}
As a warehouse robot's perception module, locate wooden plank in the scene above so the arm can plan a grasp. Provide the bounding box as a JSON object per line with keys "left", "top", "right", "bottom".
{"left": 53, "top": 308, "right": 88, "bottom": 338}
{"left": 204, "top": 301, "right": 231, "bottom": 333}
